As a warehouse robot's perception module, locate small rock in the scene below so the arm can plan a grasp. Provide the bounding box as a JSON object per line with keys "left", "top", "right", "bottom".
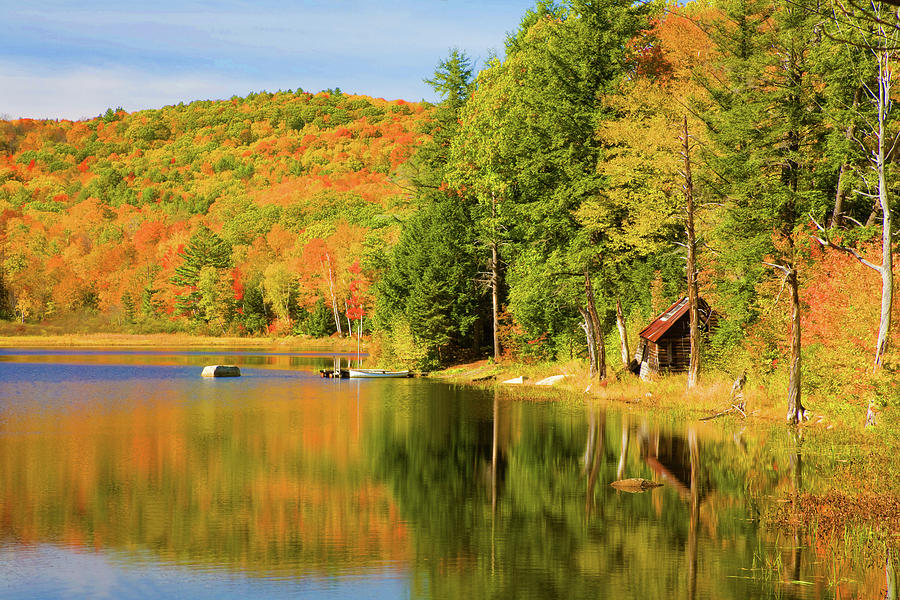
{"left": 501, "top": 376, "right": 524, "bottom": 384}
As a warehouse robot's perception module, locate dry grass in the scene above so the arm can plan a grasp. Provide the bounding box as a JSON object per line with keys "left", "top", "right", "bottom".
{"left": 435, "top": 360, "right": 799, "bottom": 424}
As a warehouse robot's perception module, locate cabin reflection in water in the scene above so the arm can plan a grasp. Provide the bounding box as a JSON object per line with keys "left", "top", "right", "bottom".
{"left": 638, "top": 427, "right": 707, "bottom": 502}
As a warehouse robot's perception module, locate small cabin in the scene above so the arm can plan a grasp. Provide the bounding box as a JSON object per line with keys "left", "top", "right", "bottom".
{"left": 634, "top": 297, "right": 717, "bottom": 379}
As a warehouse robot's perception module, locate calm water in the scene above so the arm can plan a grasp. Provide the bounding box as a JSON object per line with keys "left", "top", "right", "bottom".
{"left": 0, "top": 349, "right": 888, "bottom": 599}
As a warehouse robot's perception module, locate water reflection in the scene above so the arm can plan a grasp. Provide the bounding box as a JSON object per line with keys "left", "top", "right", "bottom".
{"left": 0, "top": 356, "right": 409, "bottom": 585}
{"left": 0, "top": 352, "right": 888, "bottom": 599}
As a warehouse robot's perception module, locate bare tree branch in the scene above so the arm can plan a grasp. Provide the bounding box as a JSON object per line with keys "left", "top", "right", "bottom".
{"left": 809, "top": 214, "right": 883, "bottom": 272}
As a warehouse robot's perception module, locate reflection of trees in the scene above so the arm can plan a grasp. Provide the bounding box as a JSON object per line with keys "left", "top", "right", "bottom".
{"left": 688, "top": 428, "right": 699, "bottom": 600}
{"left": 584, "top": 405, "right": 605, "bottom": 517}
{"left": 370, "top": 385, "right": 504, "bottom": 565}
{"left": 789, "top": 430, "right": 803, "bottom": 584}
{"left": 4, "top": 371, "right": 878, "bottom": 597}
{"left": 372, "top": 392, "right": 809, "bottom": 600}
{"left": 0, "top": 380, "right": 410, "bottom": 576}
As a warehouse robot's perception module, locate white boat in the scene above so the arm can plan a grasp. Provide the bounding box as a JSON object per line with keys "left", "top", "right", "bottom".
{"left": 348, "top": 368, "right": 410, "bottom": 378}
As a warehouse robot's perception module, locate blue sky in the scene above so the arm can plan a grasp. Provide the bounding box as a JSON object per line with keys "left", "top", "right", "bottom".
{"left": 2, "top": 0, "right": 536, "bottom": 120}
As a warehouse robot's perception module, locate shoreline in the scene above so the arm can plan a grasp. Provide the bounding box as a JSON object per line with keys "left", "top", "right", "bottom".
{"left": 0, "top": 332, "right": 363, "bottom": 353}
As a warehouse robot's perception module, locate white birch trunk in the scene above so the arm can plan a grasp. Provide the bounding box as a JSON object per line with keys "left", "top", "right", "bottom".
{"left": 874, "top": 46, "right": 893, "bottom": 370}
{"left": 323, "top": 253, "right": 342, "bottom": 336}
{"left": 615, "top": 299, "right": 630, "bottom": 367}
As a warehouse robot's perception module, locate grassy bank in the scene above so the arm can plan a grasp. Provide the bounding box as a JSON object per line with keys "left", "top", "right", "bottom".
{"left": 434, "top": 359, "right": 861, "bottom": 423}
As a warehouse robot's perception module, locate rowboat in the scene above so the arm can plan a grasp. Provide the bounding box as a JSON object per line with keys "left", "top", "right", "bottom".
{"left": 348, "top": 368, "right": 410, "bottom": 378}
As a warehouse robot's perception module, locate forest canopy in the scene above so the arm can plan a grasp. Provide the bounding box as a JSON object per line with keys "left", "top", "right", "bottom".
{"left": 2, "top": 0, "right": 900, "bottom": 420}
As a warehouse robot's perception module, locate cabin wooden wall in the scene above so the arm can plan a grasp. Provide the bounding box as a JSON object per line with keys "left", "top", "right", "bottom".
{"left": 638, "top": 300, "right": 718, "bottom": 379}
{"left": 640, "top": 334, "right": 691, "bottom": 377}
{"left": 639, "top": 343, "right": 659, "bottom": 379}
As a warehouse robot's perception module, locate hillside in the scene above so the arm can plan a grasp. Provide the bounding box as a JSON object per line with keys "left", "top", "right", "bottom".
{"left": 0, "top": 90, "right": 431, "bottom": 334}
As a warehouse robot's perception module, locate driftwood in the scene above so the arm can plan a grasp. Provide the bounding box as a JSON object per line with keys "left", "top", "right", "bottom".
{"left": 866, "top": 400, "right": 879, "bottom": 428}
{"left": 700, "top": 372, "right": 746, "bottom": 421}
{"left": 610, "top": 478, "right": 663, "bottom": 493}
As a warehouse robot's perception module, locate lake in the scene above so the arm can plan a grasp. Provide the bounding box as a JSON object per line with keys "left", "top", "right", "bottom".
{"left": 0, "top": 349, "right": 888, "bottom": 598}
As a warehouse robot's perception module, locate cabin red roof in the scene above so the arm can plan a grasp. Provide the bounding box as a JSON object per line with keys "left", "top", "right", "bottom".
{"left": 638, "top": 297, "right": 692, "bottom": 343}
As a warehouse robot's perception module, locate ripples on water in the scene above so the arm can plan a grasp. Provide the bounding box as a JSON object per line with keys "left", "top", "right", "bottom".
{"left": 0, "top": 349, "right": 888, "bottom": 599}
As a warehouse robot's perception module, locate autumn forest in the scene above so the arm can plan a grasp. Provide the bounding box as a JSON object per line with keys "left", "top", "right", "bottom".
{"left": 2, "top": 0, "right": 900, "bottom": 421}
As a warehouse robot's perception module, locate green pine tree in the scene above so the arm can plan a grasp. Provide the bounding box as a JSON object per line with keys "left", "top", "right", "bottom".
{"left": 170, "top": 225, "right": 232, "bottom": 320}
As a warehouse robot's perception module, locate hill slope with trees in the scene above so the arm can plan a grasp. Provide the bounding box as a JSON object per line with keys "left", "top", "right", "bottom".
{"left": 0, "top": 90, "right": 429, "bottom": 335}
{"left": 2, "top": 0, "right": 899, "bottom": 425}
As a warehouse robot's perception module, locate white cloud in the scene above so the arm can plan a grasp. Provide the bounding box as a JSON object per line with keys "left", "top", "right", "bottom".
{"left": 0, "top": 60, "right": 437, "bottom": 121}
{"left": 0, "top": 62, "right": 258, "bottom": 120}
{"left": 1, "top": 1, "right": 532, "bottom": 119}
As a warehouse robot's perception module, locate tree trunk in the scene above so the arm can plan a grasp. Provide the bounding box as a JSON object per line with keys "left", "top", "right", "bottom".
{"left": 490, "top": 242, "right": 501, "bottom": 360}
{"left": 786, "top": 267, "right": 805, "bottom": 425}
{"left": 830, "top": 88, "right": 860, "bottom": 229}
{"left": 683, "top": 116, "right": 701, "bottom": 389}
{"left": 491, "top": 194, "right": 501, "bottom": 361}
{"left": 887, "top": 550, "right": 898, "bottom": 600}
{"left": 579, "top": 306, "right": 598, "bottom": 379}
{"left": 865, "top": 199, "right": 880, "bottom": 227}
{"left": 324, "top": 253, "right": 342, "bottom": 336}
{"left": 615, "top": 299, "right": 630, "bottom": 367}
{"left": 344, "top": 300, "right": 352, "bottom": 339}
{"left": 357, "top": 315, "right": 363, "bottom": 367}
{"left": 868, "top": 49, "right": 894, "bottom": 427}
{"left": 874, "top": 49, "right": 893, "bottom": 371}
{"left": 830, "top": 162, "right": 850, "bottom": 229}
{"left": 584, "top": 270, "right": 605, "bottom": 379}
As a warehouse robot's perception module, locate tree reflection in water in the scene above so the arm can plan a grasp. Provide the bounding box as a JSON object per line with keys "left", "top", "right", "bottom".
{"left": 371, "top": 386, "right": 875, "bottom": 599}
{"left": 0, "top": 363, "right": 890, "bottom": 600}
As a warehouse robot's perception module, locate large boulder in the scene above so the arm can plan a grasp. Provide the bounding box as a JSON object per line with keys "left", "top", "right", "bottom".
{"left": 201, "top": 365, "right": 241, "bottom": 377}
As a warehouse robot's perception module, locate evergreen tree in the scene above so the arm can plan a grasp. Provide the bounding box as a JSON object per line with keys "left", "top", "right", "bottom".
{"left": 701, "top": 0, "right": 827, "bottom": 423}
{"left": 170, "top": 225, "right": 232, "bottom": 320}
{"left": 448, "top": 0, "right": 654, "bottom": 372}
{"left": 409, "top": 49, "right": 475, "bottom": 192}
{"left": 377, "top": 200, "right": 480, "bottom": 368}
{"left": 376, "top": 50, "right": 483, "bottom": 367}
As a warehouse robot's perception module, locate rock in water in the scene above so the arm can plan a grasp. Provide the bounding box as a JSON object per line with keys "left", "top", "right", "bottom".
{"left": 202, "top": 365, "right": 241, "bottom": 377}
{"left": 610, "top": 478, "right": 663, "bottom": 493}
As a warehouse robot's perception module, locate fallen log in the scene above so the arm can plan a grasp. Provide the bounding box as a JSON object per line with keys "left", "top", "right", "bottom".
{"left": 610, "top": 478, "right": 663, "bottom": 493}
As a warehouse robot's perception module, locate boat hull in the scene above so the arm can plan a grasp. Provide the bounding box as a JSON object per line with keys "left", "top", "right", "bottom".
{"left": 348, "top": 369, "right": 410, "bottom": 378}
